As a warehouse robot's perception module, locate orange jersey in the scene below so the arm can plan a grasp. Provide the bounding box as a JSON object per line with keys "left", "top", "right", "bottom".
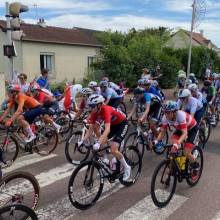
{"left": 8, "top": 93, "right": 40, "bottom": 111}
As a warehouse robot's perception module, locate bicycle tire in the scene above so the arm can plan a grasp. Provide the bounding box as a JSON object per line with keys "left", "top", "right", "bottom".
{"left": 0, "top": 204, "right": 38, "bottom": 220}
{"left": 0, "top": 171, "right": 40, "bottom": 210}
{"left": 1, "top": 135, "right": 19, "bottom": 168}
{"left": 34, "top": 125, "right": 58, "bottom": 156}
{"left": 119, "top": 145, "right": 142, "bottom": 187}
{"left": 186, "top": 146, "right": 203, "bottom": 187}
{"left": 65, "top": 130, "right": 90, "bottom": 165}
{"left": 68, "top": 160, "right": 103, "bottom": 210}
{"left": 118, "top": 102, "right": 127, "bottom": 116}
{"left": 204, "top": 119, "right": 211, "bottom": 143}
{"left": 151, "top": 159, "right": 177, "bottom": 208}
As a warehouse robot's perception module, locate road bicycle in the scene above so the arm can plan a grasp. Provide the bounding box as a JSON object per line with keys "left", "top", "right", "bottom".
{"left": 68, "top": 140, "right": 142, "bottom": 210}
{"left": 150, "top": 144, "right": 203, "bottom": 208}
{"left": 0, "top": 124, "right": 58, "bottom": 167}
{"left": 0, "top": 204, "right": 38, "bottom": 220}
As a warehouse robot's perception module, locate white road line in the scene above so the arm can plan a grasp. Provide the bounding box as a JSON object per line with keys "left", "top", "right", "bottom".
{"left": 37, "top": 180, "right": 123, "bottom": 220}
{"left": 115, "top": 189, "right": 188, "bottom": 220}
{"left": 212, "top": 211, "right": 220, "bottom": 220}
{"left": 4, "top": 153, "right": 57, "bottom": 173}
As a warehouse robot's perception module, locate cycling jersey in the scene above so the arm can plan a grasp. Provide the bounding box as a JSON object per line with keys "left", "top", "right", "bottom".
{"left": 194, "top": 91, "right": 203, "bottom": 103}
{"left": 177, "top": 96, "right": 203, "bottom": 115}
{"left": 8, "top": 93, "right": 40, "bottom": 110}
{"left": 215, "top": 80, "right": 220, "bottom": 92}
{"left": 208, "top": 86, "right": 216, "bottom": 97}
{"left": 89, "top": 105, "right": 126, "bottom": 125}
{"left": 161, "top": 110, "right": 197, "bottom": 131}
{"left": 140, "top": 92, "right": 161, "bottom": 106}
{"left": 101, "top": 87, "right": 121, "bottom": 99}
{"left": 109, "top": 82, "right": 120, "bottom": 91}
{"left": 34, "top": 91, "right": 54, "bottom": 104}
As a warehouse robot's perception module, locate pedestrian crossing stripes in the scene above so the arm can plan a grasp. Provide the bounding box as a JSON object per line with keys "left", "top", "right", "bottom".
{"left": 4, "top": 153, "right": 57, "bottom": 173}
{"left": 115, "top": 190, "right": 188, "bottom": 220}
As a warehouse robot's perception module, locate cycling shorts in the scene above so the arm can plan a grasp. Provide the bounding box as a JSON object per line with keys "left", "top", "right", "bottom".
{"left": 23, "top": 106, "right": 47, "bottom": 124}
{"left": 172, "top": 125, "right": 198, "bottom": 150}
{"left": 108, "top": 120, "right": 128, "bottom": 145}
{"left": 108, "top": 97, "right": 122, "bottom": 108}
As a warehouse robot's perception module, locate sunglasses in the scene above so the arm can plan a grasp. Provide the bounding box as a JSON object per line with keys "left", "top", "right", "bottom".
{"left": 89, "top": 104, "right": 97, "bottom": 109}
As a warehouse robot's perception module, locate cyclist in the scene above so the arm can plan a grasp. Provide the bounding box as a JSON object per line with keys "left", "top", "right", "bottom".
{"left": 201, "top": 80, "right": 216, "bottom": 124}
{"left": 99, "top": 81, "right": 122, "bottom": 108}
{"left": 151, "top": 80, "right": 165, "bottom": 102}
{"left": 214, "top": 74, "right": 220, "bottom": 93}
{"left": 154, "top": 100, "right": 199, "bottom": 173}
{"left": 0, "top": 85, "right": 46, "bottom": 142}
{"left": 189, "top": 73, "right": 198, "bottom": 85}
{"left": 79, "top": 94, "right": 130, "bottom": 181}
{"left": 63, "top": 84, "right": 82, "bottom": 112}
{"left": 88, "top": 81, "right": 101, "bottom": 94}
{"left": 30, "top": 83, "right": 61, "bottom": 132}
{"left": 188, "top": 84, "right": 203, "bottom": 103}
{"left": 177, "top": 71, "right": 186, "bottom": 90}
{"left": 177, "top": 89, "right": 204, "bottom": 123}
{"left": 128, "top": 87, "right": 162, "bottom": 138}
{"left": 75, "top": 88, "right": 93, "bottom": 119}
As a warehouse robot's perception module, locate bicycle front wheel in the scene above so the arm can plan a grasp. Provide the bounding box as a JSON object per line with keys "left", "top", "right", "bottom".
{"left": 65, "top": 131, "right": 90, "bottom": 165}
{"left": 34, "top": 126, "right": 58, "bottom": 156}
{"left": 0, "top": 204, "right": 38, "bottom": 220}
{"left": 68, "top": 161, "right": 103, "bottom": 210}
{"left": 0, "top": 171, "right": 40, "bottom": 210}
{"left": 151, "top": 160, "right": 177, "bottom": 208}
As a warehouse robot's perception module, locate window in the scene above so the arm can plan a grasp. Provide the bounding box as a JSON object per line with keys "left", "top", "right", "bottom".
{"left": 40, "top": 53, "right": 55, "bottom": 74}
{"left": 87, "top": 56, "right": 97, "bottom": 73}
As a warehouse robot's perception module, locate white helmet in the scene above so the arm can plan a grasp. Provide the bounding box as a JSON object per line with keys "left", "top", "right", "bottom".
{"left": 188, "top": 83, "right": 198, "bottom": 91}
{"left": 179, "top": 89, "right": 191, "bottom": 98}
{"left": 185, "top": 79, "right": 192, "bottom": 86}
{"left": 152, "top": 80, "right": 159, "bottom": 87}
{"left": 81, "top": 88, "right": 93, "bottom": 95}
{"left": 178, "top": 73, "right": 186, "bottom": 79}
{"left": 88, "top": 81, "right": 97, "bottom": 87}
{"left": 88, "top": 94, "right": 105, "bottom": 105}
{"left": 189, "top": 73, "right": 195, "bottom": 77}
{"left": 213, "top": 73, "right": 218, "bottom": 79}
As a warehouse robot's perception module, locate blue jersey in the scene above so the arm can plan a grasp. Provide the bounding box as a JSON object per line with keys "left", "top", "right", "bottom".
{"left": 140, "top": 92, "right": 161, "bottom": 106}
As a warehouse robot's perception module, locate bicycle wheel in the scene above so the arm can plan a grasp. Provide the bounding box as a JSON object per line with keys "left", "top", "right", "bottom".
{"left": 0, "top": 171, "right": 40, "bottom": 210}
{"left": 124, "top": 132, "right": 144, "bottom": 158}
{"left": 151, "top": 160, "right": 177, "bottom": 208}
{"left": 0, "top": 136, "right": 19, "bottom": 168}
{"left": 120, "top": 145, "right": 142, "bottom": 186}
{"left": 65, "top": 131, "right": 90, "bottom": 165}
{"left": 204, "top": 119, "right": 211, "bottom": 143}
{"left": 55, "top": 111, "right": 73, "bottom": 142}
{"left": 118, "top": 102, "right": 127, "bottom": 115}
{"left": 68, "top": 160, "right": 103, "bottom": 210}
{"left": 34, "top": 125, "right": 58, "bottom": 156}
{"left": 186, "top": 146, "right": 203, "bottom": 187}
{"left": 0, "top": 204, "right": 38, "bottom": 220}
{"left": 198, "top": 128, "right": 205, "bottom": 149}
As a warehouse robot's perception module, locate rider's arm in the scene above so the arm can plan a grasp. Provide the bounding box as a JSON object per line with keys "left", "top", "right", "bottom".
{"left": 157, "top": 127, "right": 166, "bottom": 141}
{"left": 127, "top": 103, "right": 136, "bottom": 120}
{"left": 177, "top": 128, "right": 188, "bottom": 144}
{"left": 82, "top": 124, "right": 95, "bottom": 141}
{"left": 98, "top": 123, "right": 110, "bottom": 145}
{"left": 9, "top": 98, "right": 24, "bottom": 122}
{"left": 140, "top": 104, "right": 150, "bottom": 121}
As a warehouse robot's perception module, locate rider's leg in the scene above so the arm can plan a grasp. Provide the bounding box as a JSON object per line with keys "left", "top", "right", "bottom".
{"left": 150, "top": 122, "right": 159, "bottom": 138}
{"left": 43, "top": 115, "right": 61, "bottom": 132}
{"left": 17, "top": 115, "right": 35, "bottom": 139}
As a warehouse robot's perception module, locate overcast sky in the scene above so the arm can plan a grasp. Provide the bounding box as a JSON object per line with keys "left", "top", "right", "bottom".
{"left": 0, "top": 0, "right": 220, "bottom": 47}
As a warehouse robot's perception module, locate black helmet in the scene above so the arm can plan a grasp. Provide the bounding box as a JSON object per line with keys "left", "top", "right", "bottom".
{"left": 204, "top": 80, "right": 211, "bottom": 87}
{"left": 133, "top": 87, "right": 145, "bottom": 95}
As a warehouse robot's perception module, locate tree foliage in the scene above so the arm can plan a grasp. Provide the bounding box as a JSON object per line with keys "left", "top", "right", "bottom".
{"left": 88, "top": 28, "right": 220, "bottom": 88}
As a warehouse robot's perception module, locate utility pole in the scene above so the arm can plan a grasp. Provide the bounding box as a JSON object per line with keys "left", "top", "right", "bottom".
{"left": 5, "top": 2, "right": 13, "bottom": 80}
{"left": 187, "top": 0, "right": 196, "bottom": 78}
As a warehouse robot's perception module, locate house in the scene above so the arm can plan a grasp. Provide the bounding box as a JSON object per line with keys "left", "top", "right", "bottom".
{"left": 166, "top": 29, "right": 219, "bottom": 54}
{"left": 0, "top": 20, "right": 102, "bottom": 82}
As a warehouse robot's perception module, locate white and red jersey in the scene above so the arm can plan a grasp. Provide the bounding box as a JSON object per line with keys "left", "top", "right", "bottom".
{"left": 161, "top": 110, "right": 197, "bottom": 131}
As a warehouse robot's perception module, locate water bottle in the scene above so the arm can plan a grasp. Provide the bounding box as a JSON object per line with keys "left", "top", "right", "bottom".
{"left": 179, "top": 156, "right": 187, "bottom": 170}
{"left": 110, "top": 157, "right": 117, "bottom": 171}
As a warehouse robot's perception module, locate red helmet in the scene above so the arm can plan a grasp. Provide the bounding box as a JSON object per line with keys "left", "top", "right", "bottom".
{"left": 7, "top": 84, "right": 21, "bottom": 92}
{"left": 30, "top": 83, "right": 41, "bottom": 92}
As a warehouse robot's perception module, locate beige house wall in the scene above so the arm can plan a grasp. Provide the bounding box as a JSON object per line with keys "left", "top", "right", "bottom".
{"left": 22, "top": 41, "right": 99, "bottom": 83}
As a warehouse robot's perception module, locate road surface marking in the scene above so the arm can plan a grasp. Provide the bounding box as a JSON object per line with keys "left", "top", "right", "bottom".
{"left": 115, "top": 189, "right": 188, "bottom": 220}
{"left": 4, "top": 153, "right": 57, "bottom": 173}
{"left": 212, "top": 211, "right": 220, "bottom": 220}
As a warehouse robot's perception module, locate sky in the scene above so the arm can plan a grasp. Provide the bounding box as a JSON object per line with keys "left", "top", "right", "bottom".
{"left": 0, "top": 0, "right": 220, "bottom": 47}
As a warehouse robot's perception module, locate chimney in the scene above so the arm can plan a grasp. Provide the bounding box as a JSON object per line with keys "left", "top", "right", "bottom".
{"left": 200, "top": 30, "right": 204, "bottom": 36}
{"left": 37, "top": 18, "right": 46, "bottom": 28}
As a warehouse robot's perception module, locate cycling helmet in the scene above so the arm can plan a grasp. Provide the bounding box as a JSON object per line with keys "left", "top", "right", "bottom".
{"left": 204, "top": 80, "right": 211, "bottom": 87}
{"left": 143, "top": 79, "right": 151, "bottom": 86}
{"left": 81, "top": 88, "right": 93, "bottom": 95}
{"left": 178, "top": 89, "right": 191, "bottom": 98}
{"left": 7, "top": 84, "right": 21, "bottom": 92}
{"left": 188, "top": 83, "right": 198, "bottom": 91}
{"left": 137, "top": 78, "right": 145, "bottom": 86}
{"left": 88, "top": 81, "right": 98, "bottom": 87}
{"left": 99, "top": 80, "right": 108, "bottom": 87}
{"left": 178, "top": 70, "right": 186, "bottom": 78}
{"left": 30, "top": 83, "right": 41, "bottom": 91}
{"left": 213, "top": 73, "right": 218, "bottom": 79}
{"left": 53, "top": 91, "right": 62, "bottom": 97}
{"left": 133, "top": 87, "right": 145, "bottom": 95}
{"left": 189, "top": 73, "right": 195, "bottom": 77}
{"left": 87, "top": 94, "right": 105, "bottom": 105}
{"left": 163, "top": 100, "right": 178, "bottom": 112}
{"left": 102, "top": 77, "right": 109, "bottom": 82}
{"left": 152, "top": 80, "right": 159, "bottom": 87}
{"left": 185, "top": 79, "right": 192, "bottom": 86}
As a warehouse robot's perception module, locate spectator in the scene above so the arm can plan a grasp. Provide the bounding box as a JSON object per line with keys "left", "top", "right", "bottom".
{"left": 205, "top": 66, "right": 211, "bottom": 80}
{"left": 18, "top": 73, "right": 29, "bottom": 94}
{"left": 37, "top": 68, "right": 50, "bottom": 90}
{"left": 141, "top": 68, "right": 151, "bottom": 80}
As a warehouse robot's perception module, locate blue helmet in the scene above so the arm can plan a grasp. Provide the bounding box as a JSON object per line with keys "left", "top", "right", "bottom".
{"left": 133, "top": 87, "right": 145, "bottom": 95}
